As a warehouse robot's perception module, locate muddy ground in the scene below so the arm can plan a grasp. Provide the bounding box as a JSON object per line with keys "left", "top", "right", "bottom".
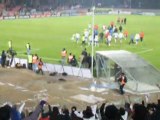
{"left": 0, "top": 67, "right": 159, "bottom": 110}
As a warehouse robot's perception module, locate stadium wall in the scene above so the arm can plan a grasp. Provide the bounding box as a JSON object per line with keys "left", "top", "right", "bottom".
{"left": 0, "top": 8, "right": 160, "bottom": 20}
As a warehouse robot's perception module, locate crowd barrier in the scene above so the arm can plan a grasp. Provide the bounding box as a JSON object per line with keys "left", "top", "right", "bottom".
{"left": 4, "top": 57, "right": 92, "bottom": 79}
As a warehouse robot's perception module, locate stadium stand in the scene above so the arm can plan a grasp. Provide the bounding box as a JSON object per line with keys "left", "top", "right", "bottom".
{"left": 0, "top": 99, "right": 160, "bottom": 120}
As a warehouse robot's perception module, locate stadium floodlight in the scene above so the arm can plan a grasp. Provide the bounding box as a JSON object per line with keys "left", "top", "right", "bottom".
{"left": 91, "top": 6, "right": 95, "bottom": 78}
{"left": 130, "top": 0, "right": 132, "bottom": 8}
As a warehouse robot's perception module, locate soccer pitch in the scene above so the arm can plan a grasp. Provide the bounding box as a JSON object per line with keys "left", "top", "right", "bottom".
{"left": 0, "top": 15, "right": 160, "bottom": 69}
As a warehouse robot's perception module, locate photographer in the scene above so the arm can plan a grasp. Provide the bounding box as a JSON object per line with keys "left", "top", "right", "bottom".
{"left": 9, "top": 50, "right": 17, "bottom": 67}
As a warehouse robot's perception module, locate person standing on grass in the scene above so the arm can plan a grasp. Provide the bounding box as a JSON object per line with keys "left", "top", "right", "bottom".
{"left": 124, "top": 18, "right": 127, "bottom": 25}
{"left": 118, "top": 32, "right": 124, "bottom": 43}
{"left": 61, "top": 48, "right": 67, "bottom": 65}
{"left": 107, "top": 33, "right": 112, "bottom": 46}
{"left": 135, "top": 33, "right": 140, "bottom": 45}
{"left": 123, "top": 30, "right": 129, "bottom": 40}
{"left": 99, "top": 31, "right": 104, "bottom": 43}
{"left": 70, "top": 55, "right": 78, "bottom": 67}
{"left": 75, "top": 33, "right": 80, "bottom": 44}
{"left": 113, "top": 32, "right": 118, "bottom": 43}
{"left": 28, "top": 54, "right": 32, "bottom": 70}
{"left": 139, "top": 31, "right": 144, "bottom": 42}
{"left": 1, "top": 50, "right": 6, "bottom": 67}
{"left": 32, "top": 54, "right": 38, "bottom": 72}
{"left": 119, "top": 25, "right": 123, "bottom": 32}
{"left": 26, "top": 43, "right": 31, "bottom": 55}
{"left": 9, "top": 50, "right": 16, "bottom": 67}
{"left": 94, "top": 35, "right": 99, "bottom": 46}
{"left": 8, "top": 40, "right": 12, "bottom": 52}
{"left": 129, "top": 34, "right": 135, "bottom": 45}
{"left": 37, "top": 58, "right": 44, "bottom": 75}
{"left": 68, "top": 53, "right": 73, "bottom": 65}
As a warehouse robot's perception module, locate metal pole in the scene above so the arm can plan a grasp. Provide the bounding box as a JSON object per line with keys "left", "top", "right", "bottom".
{"left": 91, "top": 6, "right": 95, "bottom": 78}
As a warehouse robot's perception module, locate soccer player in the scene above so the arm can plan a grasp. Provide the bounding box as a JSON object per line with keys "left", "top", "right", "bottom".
{"left": 129, "top": 34, "right": 135, "bottom": 45}
{"left": 113, "top": 32, "right": 119, "bottom": 43}
{"left": 75, "top": 33, "right": 80, "bottom": 44}
{"left": 88, "top": 35, "right": 92, "bottom": 46}
{"left": 118, "top": 32, "right": 124, "bottom": 43}
{"left": 123, "top": 30, "right": 128, "bottom": 40}
{"left": 71, "top": 34, "right": 75, "bottom": 41}
{"left": 88, "top": 23, "right": 91, "bottom": 30}
{"left": 119, "top": 25, "right": 123, "bottom": 32}
{"left": 139, "top": 31, "right": 144, "bottom": 42}
{"left": 94, "top": 35, "right": 99, "bottom": 47}
{"left": 99, "top": 31, "right": 104, "bottom": 43}
{"left": 107, "top": 34, "right": 112, "bottom": 46}
{"left": 124, "top": 18, "right": 127, "bottom": 25}
{"left": 102, "top": 25, "right": 106, "bottom": 31}
{"left": 135, "top": 33, "right": 140, "bottom": 45}
{"left": 84, "top": 29, "right": 89, "bottom": 43}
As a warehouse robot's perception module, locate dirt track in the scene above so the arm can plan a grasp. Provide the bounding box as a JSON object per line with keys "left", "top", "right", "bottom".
{"left": 0, "top": 67, "right": 159, "bottom": 110}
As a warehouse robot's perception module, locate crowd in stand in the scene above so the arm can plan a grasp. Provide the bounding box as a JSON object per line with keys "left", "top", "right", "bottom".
{"left": 0, "top": 99, "right": 160, "bottom": 120}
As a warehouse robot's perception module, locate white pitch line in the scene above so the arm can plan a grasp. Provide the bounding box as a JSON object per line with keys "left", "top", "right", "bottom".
{"left": 16, "top": 48, "right": 40, "bottom": 54}
{"left": 17, "top": 49, "right": 60, "bottom": 61}
{"left": 136, "top": 49, "right": 153, "bottom": 54}
{"left": 42, "top": 57, "right": 60, "bottom": 61}
{"left": 0, "top": 82, "right": 5, "bottom": 86}
{"left": 7, "top": 83, "right": 15, "bottom": 87}
{"left": 17, "top": 54, "right": 60, "bottom": 62}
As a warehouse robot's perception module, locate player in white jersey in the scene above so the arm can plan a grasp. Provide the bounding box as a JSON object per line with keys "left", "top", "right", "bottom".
{"left": 94, "top": 35, "right": 99, "bottom": 46}
{"left": 75, "top": 33, "right": 80, "bottom": 43}
{"left": 118, "top": 32, "right": 124, "bottom": 43}
{"left": 107, "top": 34, "right": 112, "bottom": 46}
{"left": 135, "top": 33, "right": 140, "bottom": 45}
{"left": 113, "top": 32, "right": 119, "bottom": 43}
{"left": 88, "top": 35, "right": 92, "bottom": 46}
{"left": 102, "top": 25, "right": 106, "bottom": 31}
{"left": 71, "top": 34, "right": 75, "bottom": 41}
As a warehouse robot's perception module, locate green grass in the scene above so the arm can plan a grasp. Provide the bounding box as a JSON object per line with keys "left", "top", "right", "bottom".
{"left": 0, "top": 15, "right": 160, "bottom": 69}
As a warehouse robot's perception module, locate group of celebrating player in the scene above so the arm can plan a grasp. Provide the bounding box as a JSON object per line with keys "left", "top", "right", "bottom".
{"left": 71, "top": 17, "right": 144, "bottom": 47}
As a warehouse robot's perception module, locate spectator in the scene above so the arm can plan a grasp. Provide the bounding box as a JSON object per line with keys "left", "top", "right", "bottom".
{"left": 26, "top": 43, "right": 31, "bottom": 55}
{"left": 49, "top": 105, "right": 60, "bottom": 120}
{"left": 70, "top": 55, "right": 78, "bottom": 67}
{"left": 10, "top": 105, "right": 21, "bottom": 120}
{"left": 68, "top": 53, "right": 73, "bottom": 64}
{"left": 70, "top": 106, "right": 83, "bottom": 120}
{"left": 132, "top": 104, "right": 148, "bottom": 120}
{"left": 0, "top": 104, "right": 11, "bottom": 120}
{"left": 83, "top": 106, "right": 95, "bottom": 120}
{"left": 37, "top": 58, "right": 44, "bottom": 75}
{"left": 61, "top": 48, "right": 67, "bottom": 65}
{"left": 118, "top": 72, "right": 127, "bottom": 95}
{"left": 23, "top": 100, "right": 47, "bottom": 120}
{"left": 58, "top": 106, "right": 71, "bottom": 120}
{"left": 1, "top": 50, "right": 6, "bottom": 67}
